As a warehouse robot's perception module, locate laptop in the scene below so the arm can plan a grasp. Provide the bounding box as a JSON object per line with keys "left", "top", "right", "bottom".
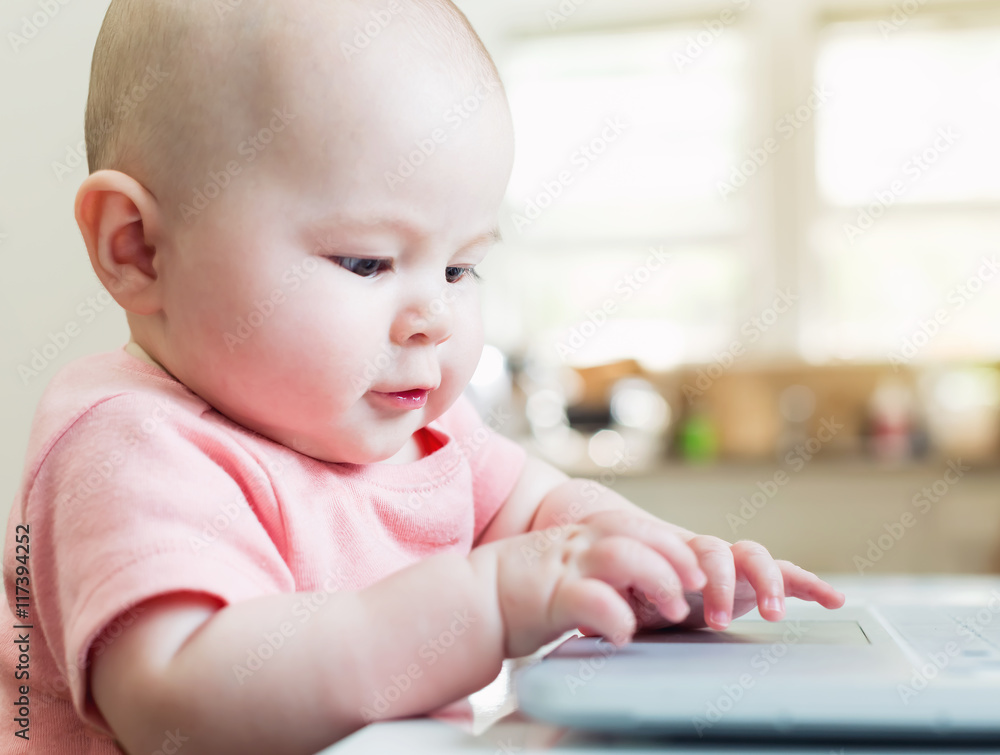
{"left": 515, "top": 580, "right": 1000, "bottom": 741}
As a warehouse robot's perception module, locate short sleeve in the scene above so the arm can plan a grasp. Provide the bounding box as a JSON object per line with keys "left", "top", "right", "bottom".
{"left": 434, "top": 394, "right": 527, "bottom": 542}
{"left": 24, "top": 394, "right": 295, "bottom": 735}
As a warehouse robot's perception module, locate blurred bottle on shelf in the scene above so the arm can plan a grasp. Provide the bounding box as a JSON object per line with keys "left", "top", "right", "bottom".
{"left": 607, "top": 377, "right": 671, "bottom": 470}
{"left": 777, "top": 384, "right": 816, "bottom": 460}
{"left": 675, "top": 400, "right": 718, "bottom": 464}
{"left": 866, "top": 379, "right": 914, "bottom": 463}
{"left": 919, "top": 367, "right": 1000, "bottom": 463}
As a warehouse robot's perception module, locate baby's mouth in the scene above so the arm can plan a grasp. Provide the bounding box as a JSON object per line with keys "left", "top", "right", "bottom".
{"left": 369, "top": 389, "right": 430, "bottom": 410}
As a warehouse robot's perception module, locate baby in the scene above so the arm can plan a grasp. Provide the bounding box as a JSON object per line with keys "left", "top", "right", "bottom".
{"left": 1, "top": 0, "right": 845, "bottom": 753}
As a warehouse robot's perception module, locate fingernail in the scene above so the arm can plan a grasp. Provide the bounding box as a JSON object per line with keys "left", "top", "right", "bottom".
{"left": 710, "top": 610, "right": 729, "bottom": 628}
{"left": 763, "top": 596, "right": 784, "bottom": 613}
{"left": 670, "top": 601, "right": 690, "bottom": 623}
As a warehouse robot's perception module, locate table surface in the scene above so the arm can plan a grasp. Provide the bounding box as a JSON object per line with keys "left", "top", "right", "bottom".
{"left": 321, "top": 575, "right": 1000, "bottom": 754}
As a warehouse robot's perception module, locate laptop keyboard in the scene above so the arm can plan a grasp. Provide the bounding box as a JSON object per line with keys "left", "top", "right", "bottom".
{"left": 877, "top": 605, "right": 1000, "bottom": 674}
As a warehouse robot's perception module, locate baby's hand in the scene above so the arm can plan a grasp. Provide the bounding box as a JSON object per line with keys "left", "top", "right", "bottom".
{"left": 619, "top": 526, "right": 846, "bottom": 633}
{"left": 471, "top": 510, "right": 845, "bottom": 658}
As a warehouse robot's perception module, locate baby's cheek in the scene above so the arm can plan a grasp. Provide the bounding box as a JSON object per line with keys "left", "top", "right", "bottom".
{"left": 444, "top": 339, "right": 481, "bottom": 391}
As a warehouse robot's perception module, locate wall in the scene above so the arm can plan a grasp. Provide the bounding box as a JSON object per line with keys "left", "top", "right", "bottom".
{"left": 612, "top": 463, "right": 1000, "bottom": 574}
{"left": 1, "top": 0, "right": 122, "bottom": 526}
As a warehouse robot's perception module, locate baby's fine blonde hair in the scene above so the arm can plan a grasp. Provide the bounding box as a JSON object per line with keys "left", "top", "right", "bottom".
{"left": 84, "top": 0, "right": 501, "bottom": 219}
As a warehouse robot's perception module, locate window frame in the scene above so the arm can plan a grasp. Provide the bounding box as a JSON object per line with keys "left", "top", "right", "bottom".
{"left": 457, "top": 0, "right": 1000, "bottom": 366}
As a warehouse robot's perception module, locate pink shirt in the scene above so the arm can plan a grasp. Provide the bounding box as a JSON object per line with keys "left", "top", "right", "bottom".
{"left": 1, "top": 345, "right": 526, "bottom": 754}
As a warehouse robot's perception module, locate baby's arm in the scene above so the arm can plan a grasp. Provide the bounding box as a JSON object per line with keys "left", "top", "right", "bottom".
{"left": 92, "top": 503, "right": 709, "bottom": 754}
{"left": 92, "top": 553, "right": 505, "bottom": 755}
{"left": 89, "top": 511, "right": 690, "bottom": 754}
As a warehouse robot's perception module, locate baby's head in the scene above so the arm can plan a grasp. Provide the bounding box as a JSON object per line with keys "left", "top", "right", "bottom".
{"left": 76, "top": 0, "right": 515, "bottom": 464}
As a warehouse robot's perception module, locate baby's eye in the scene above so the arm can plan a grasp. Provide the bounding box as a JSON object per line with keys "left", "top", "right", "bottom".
{"left": 332, "top": 257, "right": 393, "bottom": 278}
{"left": 445, "top": 266, "right": 481, "bottom": 284}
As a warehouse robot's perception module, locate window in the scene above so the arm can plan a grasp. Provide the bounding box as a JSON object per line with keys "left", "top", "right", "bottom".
{"left": 478, "top": 3, "right": 1000, "bottom": 369}
{"left": 486, "top": 22, "right": 752, "bottom": 368}
{"left": 807, "top": 13, "right": 1000, "bottom": 362}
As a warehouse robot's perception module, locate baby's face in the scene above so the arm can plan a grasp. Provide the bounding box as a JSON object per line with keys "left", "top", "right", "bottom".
{"left": 149, "top": 20, "right": 514, "bottom": 464}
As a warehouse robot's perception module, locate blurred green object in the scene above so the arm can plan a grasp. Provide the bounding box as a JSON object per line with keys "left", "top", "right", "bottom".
{"left": 677, "top": 411, "right": 718, "bottom": 463}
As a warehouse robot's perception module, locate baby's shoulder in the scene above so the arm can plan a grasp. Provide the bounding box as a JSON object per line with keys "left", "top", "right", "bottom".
{"left": 21, "top": 350, "right": 216, "bottom": 490}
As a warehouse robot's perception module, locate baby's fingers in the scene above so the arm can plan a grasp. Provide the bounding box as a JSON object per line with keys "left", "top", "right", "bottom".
{"left": 631, "top": 523, "right": 708, "bottom": 593}
{"left": 731, "top": 540, "right": 786, "bottom": 621}
{"left": 586, "top": 513, "right": 707, "bottom": 592}
{"left": 552, "top": 578, "right": 636, "bottom": 647}
{"left": 579, "top": 537, "right": 691, "bottom": 624}
{"left": 777, "top": 561, "right": 846, "bottom": 609}
{"left": 688, "top": 536, "right": 737, "bottom": 629}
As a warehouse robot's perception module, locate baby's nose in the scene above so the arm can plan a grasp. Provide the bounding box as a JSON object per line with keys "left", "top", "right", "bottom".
{"left": 391, "top": 296, "right": 454, "bottom": 346}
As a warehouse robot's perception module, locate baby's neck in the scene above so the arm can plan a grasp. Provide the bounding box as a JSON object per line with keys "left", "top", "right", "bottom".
{"left": 382, "top": 429, "right": 439, "bottom": 464}
{"left": 124, "top": 337, "right": 169, "bottom": 374}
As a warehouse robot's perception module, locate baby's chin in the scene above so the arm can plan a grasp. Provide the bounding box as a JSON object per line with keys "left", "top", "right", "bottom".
{"left": 282, "top": 429, "right": 420, "bottom": 466}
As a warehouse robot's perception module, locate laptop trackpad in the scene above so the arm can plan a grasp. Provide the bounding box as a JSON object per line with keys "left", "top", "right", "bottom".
{"left": 631, "top": 620, "right": 871, "bottom": 646}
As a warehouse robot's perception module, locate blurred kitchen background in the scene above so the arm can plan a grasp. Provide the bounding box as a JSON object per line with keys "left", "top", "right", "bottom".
{"left": 454, "top": 0, "right": 1000, "bottom": 575}
{"left": 2, "top": 0, "right": 999, "bottom": 575}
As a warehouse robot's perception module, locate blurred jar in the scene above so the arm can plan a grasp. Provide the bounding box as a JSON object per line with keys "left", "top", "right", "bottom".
{"left": 867, "top": 379, "right": 915, "bottom": 463}
{"left": 919, "top": 367, "right": 1000, "bottom": 463}
{"left": 607, "top": 377, "right": 671, "bottom": 470}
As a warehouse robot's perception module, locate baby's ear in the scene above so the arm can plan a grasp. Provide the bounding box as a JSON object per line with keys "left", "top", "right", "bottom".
{"left": 74, "top": 170, "right": 164, "bottom": 316}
